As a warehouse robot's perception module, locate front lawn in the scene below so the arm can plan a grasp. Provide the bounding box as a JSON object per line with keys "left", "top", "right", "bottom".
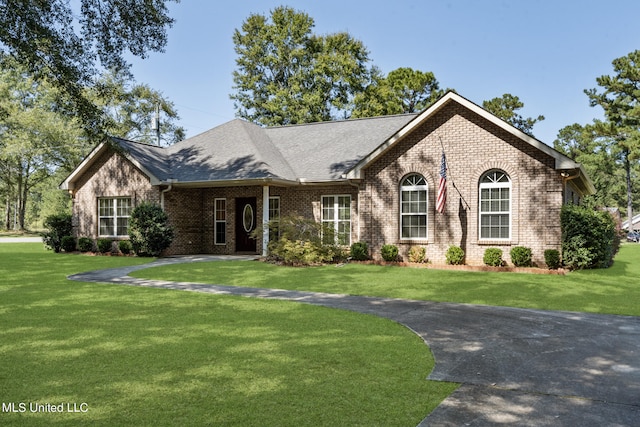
{"left": 133, "top": 243, "right": 640, "bottom": 317}
{"left": 0, "top": 244, "right": 456, "bottom": 426}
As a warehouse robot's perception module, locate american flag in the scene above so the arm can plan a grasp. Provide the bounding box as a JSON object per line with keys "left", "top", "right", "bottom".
{"left": 436, "top": 151, "right": 447, "bottom": 213}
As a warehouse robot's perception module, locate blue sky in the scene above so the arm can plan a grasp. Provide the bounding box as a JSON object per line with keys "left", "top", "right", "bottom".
{"left": 128, "top": 0, "right": 640, "bottom": 144}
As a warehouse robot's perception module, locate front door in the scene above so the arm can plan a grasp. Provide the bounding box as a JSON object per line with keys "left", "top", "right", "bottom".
{"left": 235, "top": 197, "right": 257, "bottom": 252}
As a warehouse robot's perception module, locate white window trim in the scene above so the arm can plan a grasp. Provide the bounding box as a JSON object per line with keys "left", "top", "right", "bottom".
{"left": 98, "top": 197, "right": 132, "bottom": 237}
{"left": 321, "top": 194, "right": 352, "bottom": 246}
{"left": 400, "top": 174, "right": 428, "bottom": 240}
{"left": 478, "top": 171, "right": 512, "bottom": 241}
{"left": 214, "top": 198, "right": 226, "bottom": 245}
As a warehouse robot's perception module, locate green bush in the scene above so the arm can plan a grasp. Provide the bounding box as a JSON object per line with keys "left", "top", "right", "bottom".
{"left": 408, "top": 246, "right": 426, "bottom": 263}
{"left": 129, "top": 202, "right": 175, "bottom": 257}
{"left": 97, "top": 238, "right": 113, "bottom": 254}
{"left": 483, "top": 247, "right": 504, "bottom": 267}
{"left": 118, "top": 240, "right": 132, "bottom": 255}
{"left": 510, "top": 246, "right": 532, "bottom": 267}
{"left": 265, "top": 216, "right": 342, "bottom": 265}
{"left": 561, "top": 204, "right": 616, "bottom": 269}
{"left": 61, "top": 236, "right": 76, "bottom": 252}
{"left": 42, "top": 213, "right": 72, "bottom": 253}
{"left": 78, "top": 237, "right": 94, "bottom": 252}
{"left": 445, "top": 245, "right": 465, "bottom": 265}
{"left": 380, "top": 244, "right": 399, "bottom": 262}
{"left": 350, "top": 242, "right": 369, "bottom": 261}
{"left": 544, "top": 249, "right": 561, "bottom": 270}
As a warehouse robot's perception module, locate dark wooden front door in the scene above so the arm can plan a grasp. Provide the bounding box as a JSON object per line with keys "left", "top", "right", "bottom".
{"left": 235, "top": 197, "right": 257, "bottom": 252}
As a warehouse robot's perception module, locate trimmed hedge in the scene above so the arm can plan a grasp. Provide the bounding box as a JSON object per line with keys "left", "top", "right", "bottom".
{"left": 97, "top": 238, "right": 113, "bottom": 254}
{"left": 483, "top": 248, "right": 504, "bottom": 267}
{"left": 78, "top": 237, "right": 94, "bottom": 252}
{"left": 544, "top": 249, "right": 561, "bottom": 270}
{"left": 510, "top": 246, "right": 532, "bottom": 267}
{"left": 61, "top": 236, "right": 76, "bottom": 253}
{"left": 445, "top": 245, "right": 465, "bottom": 265}
{"left": 381, "top": 244, "right": 399, "bottom": 262}
{"left": 561, "top": 204, "right": 616, "bottom": 269}
{"left": 350, "top": 242, "right": 369, "bottom": 261}
{"left": 408, "top": 246, "right": 426, "bottom": 263}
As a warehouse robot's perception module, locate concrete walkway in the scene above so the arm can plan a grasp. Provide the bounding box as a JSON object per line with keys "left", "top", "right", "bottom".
{"left": 68, "top": 255, "right": 640, "bottom": 426}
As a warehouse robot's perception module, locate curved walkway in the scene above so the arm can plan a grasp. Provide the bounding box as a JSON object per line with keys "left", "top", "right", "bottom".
{"left": 68, "top": 255, "right": 640, "bottom": 426}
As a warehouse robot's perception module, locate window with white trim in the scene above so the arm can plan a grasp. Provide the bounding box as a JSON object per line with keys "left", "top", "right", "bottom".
{"left": 479, "top": 170, "right": 511, "bottom": 240}
{"left": 214, "top": 198, "right": 226, "bottom": 245}
{"left": 98, "top": 197, "right": 132, "bottom": 237}
{"left": 400, "top": 174, "right": 428, "bottom": 239}
{"left": 268, "top": 196, "right": 280, "bottom": 238}
{"left": 321, "top": 195, "right": 351, "bottom": 245}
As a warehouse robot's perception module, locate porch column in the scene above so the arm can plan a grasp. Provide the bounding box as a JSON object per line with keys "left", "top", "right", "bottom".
{"left": 262, "top": 185, "right": 270, "bottom": 256}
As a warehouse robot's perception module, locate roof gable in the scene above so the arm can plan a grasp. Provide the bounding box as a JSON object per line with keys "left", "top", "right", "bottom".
{"left": 345, "top": 92, "right": 594, "bottom": 194}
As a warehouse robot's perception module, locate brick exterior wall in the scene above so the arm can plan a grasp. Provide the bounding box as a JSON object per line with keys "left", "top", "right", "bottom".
{"left": 71, "top": 149, "right": 159, "bottom": 241}
{"left": 71, "top": 103, "right": 569, "bottom": 266}
{"left": 360, "top": 102, "right": 564, "bottom": 266}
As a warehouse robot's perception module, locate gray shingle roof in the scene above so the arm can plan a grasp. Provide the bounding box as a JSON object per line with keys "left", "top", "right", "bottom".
{"left": 115, "top": 113, "right": 417, "bottom": 184}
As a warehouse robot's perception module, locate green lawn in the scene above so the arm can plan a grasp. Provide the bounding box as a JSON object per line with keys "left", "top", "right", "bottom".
{"left": 133, "top": 243, "right": 640, "bottom": 317}
{"left": 0, "top": 244, "right": 456, "bottom": 426}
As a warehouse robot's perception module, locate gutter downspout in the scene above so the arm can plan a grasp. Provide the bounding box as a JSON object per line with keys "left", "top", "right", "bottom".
{"left": 160, "top": 179, "right": 176, "bottom": 210}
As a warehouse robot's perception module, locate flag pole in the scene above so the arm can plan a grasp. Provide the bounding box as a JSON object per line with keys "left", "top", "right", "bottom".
{"left": 438, "top": 136, "right": 471, "bottom": 211}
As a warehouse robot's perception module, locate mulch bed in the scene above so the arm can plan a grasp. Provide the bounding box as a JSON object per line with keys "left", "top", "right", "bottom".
{"left": 352, "top": 260, "right": 566, "bottom": 275}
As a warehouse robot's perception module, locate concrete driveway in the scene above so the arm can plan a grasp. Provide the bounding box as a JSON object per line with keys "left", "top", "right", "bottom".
{"left": 69, "top": 256, "right": 640, "bottom": 426}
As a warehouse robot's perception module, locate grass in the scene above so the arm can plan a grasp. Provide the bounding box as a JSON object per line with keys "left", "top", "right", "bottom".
{"left": 0, "top": 244, "right": 456, "bottom": 426}
{"left": 132, "top": 243, "right": 640, "bottom": 317}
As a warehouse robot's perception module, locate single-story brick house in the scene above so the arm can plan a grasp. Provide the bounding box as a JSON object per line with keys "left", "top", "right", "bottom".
{"left": 60, "top": 92, "right": 595, "bottom": 265}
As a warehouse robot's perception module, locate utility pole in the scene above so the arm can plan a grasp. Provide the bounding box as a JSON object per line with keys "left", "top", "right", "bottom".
{"left": 151, "top": 104, "right": 161, "bottom": 146}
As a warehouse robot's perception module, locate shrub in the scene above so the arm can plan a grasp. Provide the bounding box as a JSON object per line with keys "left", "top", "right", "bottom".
{"left": 510, "top": 246, "right": 532, "bottom": 267}
{"left": 561, "top": 204, "right": 616, "bottom": 269}
{"left": 544, "top": 249, "right": 561, "bottom": 270}
{"left": 118, "top": 240, "right": 132, "bottom": 255}
{"left": 78, "top": 237, "right": 94, "bottom": 252}
{"left": 483, "top": 248, "right": 504, "bottom": 267}
{"left": 42, "top": 213, "right": 72, "bottom": 253}
{"left": 445, "top": 245, "right": 465, "bottom": 265}
{"left": 408, "top": 246, "right": 426, "bottom": 263}
{"left": 380, "top": 244, "right": 399, "bottom": 262}
{"left": 265, "top": 216, "right": 342, "bottom": 265}
{"left": 97, "top": 238, "right": 113, "bottom": 254}
{"left": 129, "top": 202, "right": 175, "bottom": 257}
{"left": 350, "top": 242, "right": 369, "bottom": 261}
{"left": 61, "top": 236, "right": 76, "bottom": 252}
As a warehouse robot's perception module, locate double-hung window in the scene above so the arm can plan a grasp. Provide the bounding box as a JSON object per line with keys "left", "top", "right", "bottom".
{"left": 479, "top": 170, "right": 511, "bottom": 240}
{"left": 400, "top": 174, "right": 428, "bottom": 239}
{"left": 98, "top": 197, "right": 132, "bottom": 237}
{"left": 268, "top": 196, "right": 280, "bottom": 238}
{"left": 321, "top": 195, "right": 351, "bottom": 245}
{"left": 214, "top": 198, "right": 226, "bottom": 245}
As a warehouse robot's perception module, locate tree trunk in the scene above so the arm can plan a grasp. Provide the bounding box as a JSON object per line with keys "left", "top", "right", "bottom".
{"left": 625, "top": 150, "right": 634, "bottom": 232}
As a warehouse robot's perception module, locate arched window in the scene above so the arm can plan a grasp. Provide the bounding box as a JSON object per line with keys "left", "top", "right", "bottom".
{"left": 479, "top": 170, "right": 511, "bottom": 240}
{"left": 400, "top": 174, "right": 428, "bottom": 239}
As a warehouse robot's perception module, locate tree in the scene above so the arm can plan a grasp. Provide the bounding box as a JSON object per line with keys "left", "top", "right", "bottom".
{"left": 89, "top": 70, "right": 185, "bottom": 145}
{"left": 554, "top": 123, "right": 630, "bottom": 210}
{"left": 0, "top": 0, "right": 177, "bottom": 136}
{"left": 231, "top": 6, "right": 373, "bottom": 126}
{"left": 352, "top": 67, "right": 445, "bottom": 118}
{"left": 585, "top": 50, "right": 640, "bottom": 230}
{"left": 0, "top": 59, "right": 85, "bottom": 230}
{"left": 482, "top": 94, "right": 544, "bottom": 136}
